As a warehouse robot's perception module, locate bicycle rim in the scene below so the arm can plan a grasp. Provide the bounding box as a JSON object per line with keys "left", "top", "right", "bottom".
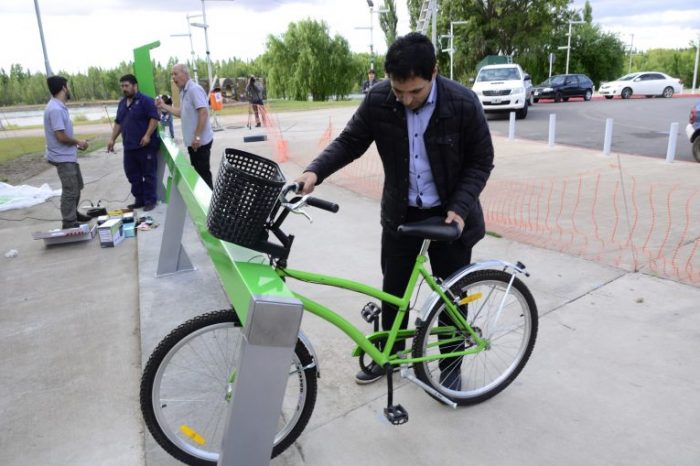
{"left": 413, "top": 270, "right": 537, "bottom": 405}
{"left": 149, "top": 320, "right": 310, "bottom": 463}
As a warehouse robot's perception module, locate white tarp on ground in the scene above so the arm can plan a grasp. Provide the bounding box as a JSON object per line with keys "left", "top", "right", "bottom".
{"left": 0, "top": 182, "right": 60, "bottom": 212}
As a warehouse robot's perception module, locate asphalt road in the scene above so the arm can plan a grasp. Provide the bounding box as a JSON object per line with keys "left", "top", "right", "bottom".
{"left": 485, "top": 96, "right": 698, "bottom": 163}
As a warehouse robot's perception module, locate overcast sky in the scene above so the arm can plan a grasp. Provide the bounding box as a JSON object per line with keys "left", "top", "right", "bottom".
{"left": 1, "top": 0, "right": 698, "bottom": 75}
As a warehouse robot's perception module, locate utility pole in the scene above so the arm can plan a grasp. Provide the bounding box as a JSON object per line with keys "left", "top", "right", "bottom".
{"left": 33, "top": 0, "right": 53, "bottom": 76}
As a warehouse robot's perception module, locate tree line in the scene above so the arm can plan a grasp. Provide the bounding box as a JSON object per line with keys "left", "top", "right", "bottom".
{"left": 0, "top": 0, "right": 697, "bottom": 106}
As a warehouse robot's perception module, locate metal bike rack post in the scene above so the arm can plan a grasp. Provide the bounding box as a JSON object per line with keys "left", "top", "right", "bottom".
{"left": 218, "top": 296, "right": 304, "bottom": 466}
{"left": 156, "top": 176, "right": 195, "bottom": 276}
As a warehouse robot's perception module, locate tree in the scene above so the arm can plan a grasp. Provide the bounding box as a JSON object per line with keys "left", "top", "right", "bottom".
{"left": 407, "top": 0, "right": 422, "bottom": 31}
{"left": 379, "top": 0, "right": 398, "bottom": 48}
{"left": 262, "top": 19, "right": 356, "bottom": 101}
{"left": 436, "top": 0, "right": 571, "bottom": 83}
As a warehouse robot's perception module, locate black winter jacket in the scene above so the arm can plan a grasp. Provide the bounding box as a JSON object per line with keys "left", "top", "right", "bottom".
{"left": 306, "top": 76, "right": 494, "bottom": 248}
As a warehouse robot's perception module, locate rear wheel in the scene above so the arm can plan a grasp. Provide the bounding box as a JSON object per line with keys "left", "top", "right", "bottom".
{"left": 584, "top": 89, "right": 592, "bottom": 101}
{"left": 662, "top": 86, "right": 674, "bottom": 98}
{"left": 412, "top": 270, "right": 538, "bottom": 406}
{"left": 554, "top": 92, "right": 562, "bottom": 103}
{"left": 563, "top": 97, "right": 570, "bottom": 102}
{"left": 140, "top": 310, "right": 317, "bottom": 465}
{"left": 533, "top": 97, "right": 540, "bottom": 103}
{"left": 693, "top": 137, "right": 700, "bottom": 163}
{"left": 621, "top": 87, "right": 633, "bottom": 99}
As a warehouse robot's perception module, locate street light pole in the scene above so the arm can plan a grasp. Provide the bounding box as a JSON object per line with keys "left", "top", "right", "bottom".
{"left": 448, "top": 20, "right": 468, "bottom": 80}
{"left": 692, "top": 32, "right": 699, "bottom": 93}
{"left": 628, "top": 34, "right": 634, "bottom": 74}
{"left": 171, "top": 13, "right": 202, "bottom": 83}
{"left": 33, "top": 0, "right": 53, "bottom": 76}
{"left": 356, "top": 1, "right": 388, "bottom": 72}
{"left": 565, "top": 20, "right": 584, "bottom": 75}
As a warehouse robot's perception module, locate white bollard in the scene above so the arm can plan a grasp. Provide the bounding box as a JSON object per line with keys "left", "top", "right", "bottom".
{"left": 508, "top": 112, "right": 516, "bottom": 140}
{"left": 665, "top": 122, "right": 679, "bottom": 163}
{"left": 603, "top": 118, "right": 614, "bottom": 156}
{"left": 548, "top": 114, "right": 556, "bottom": 147}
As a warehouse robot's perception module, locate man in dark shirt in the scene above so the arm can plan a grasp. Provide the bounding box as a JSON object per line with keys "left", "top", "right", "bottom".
{"left": 296, "top": 33, "right": 494, "bottom": 388}
{"left": 107, "top": 74, "right": 160, "bottom": 211}
{"left": 361, "top": 69, "right": 378, "bottom": 94}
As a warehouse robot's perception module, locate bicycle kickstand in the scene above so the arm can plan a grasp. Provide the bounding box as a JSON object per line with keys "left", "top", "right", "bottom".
{"left": 383, "top": 364, "right": 409, "bottom": 425}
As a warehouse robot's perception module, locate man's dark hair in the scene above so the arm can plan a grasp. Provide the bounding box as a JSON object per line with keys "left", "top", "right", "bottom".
{"left": 47, "top": 75, "right": 68, "bottom": 96}
{"left": 161, "top": 94, "right": 172, "bottom": 105}
{"left": 384, "top": 32, "right": 436, "bottom": 81}
{"left": 119, "top": 74, "right": 138, "bottom": 85}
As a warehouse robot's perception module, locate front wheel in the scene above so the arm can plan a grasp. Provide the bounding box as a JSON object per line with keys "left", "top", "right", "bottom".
{"left": 693, "top": 137, "right": 700, "bottom": 163}
{"left": 140, "top": 310, "right": 318, "bottom": 465}
{"left": 621, "top": 87, "right": 633, "bottom": 99}
{"left": 515, "top": 103, "right": 528, "bottom": 119}
{"left": 412, "top": 270, "right": 538, "bottom": 406}
{"left": 584, "top": 89, "right": 592, "bottom": 101}
{"left": 605, "top": 95, "right": 614, "bottom": 100}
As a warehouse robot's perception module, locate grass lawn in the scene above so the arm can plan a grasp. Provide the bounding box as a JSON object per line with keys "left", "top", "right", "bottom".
{"left": 0, "top": 133, "right": 109, "bottom": 164}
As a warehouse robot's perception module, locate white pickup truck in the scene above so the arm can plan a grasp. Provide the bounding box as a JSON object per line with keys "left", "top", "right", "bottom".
{"left": 472, "top": 63, "right": 533, "bottom": 119}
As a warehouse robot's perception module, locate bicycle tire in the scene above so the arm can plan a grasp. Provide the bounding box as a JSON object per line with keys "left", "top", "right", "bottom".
{"left": 412, "top": 270, "right": 537, "bottom": 406}
{"left": 140, "top": 309, "right": 317, "bottom": 465}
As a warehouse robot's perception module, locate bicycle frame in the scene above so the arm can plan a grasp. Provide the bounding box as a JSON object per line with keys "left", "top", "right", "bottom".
{"left": 276, "top": 240, "right": 489, "bottom": 369}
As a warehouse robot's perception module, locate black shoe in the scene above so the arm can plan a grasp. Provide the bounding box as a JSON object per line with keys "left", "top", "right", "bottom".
{"left": 62, "top": 222, "right": 80, "bottom": 229}
{"left": 127, "top": 202, "right": 144, "bottom": 209}
{"left": 143, "top": 203, "right": 156, "bottom": 212}
{"left": 76, "top": 212, "right": 92, "bottom": 222}
{"left": 355, "top": 363, "right": 386, "bottom": 385}
{"left": 439, "top": 370, "right": 462, "bottom": 391}
{"left": 255, "top": 122, "right": 261, "bottom": 127}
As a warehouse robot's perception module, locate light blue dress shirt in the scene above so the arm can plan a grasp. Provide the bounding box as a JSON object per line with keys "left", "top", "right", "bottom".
{"left": 406, "top": 80, "right": 440, "bottom": 208}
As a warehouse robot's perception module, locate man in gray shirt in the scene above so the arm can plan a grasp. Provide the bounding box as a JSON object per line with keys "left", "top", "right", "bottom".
{"left": 156, "top": 64, "right": 214, "bottom": 188}
{"left": 43, "top": 76, "right": 90, "bottom": 229}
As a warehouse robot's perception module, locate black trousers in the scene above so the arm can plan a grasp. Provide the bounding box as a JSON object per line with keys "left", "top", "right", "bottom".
{"left": 381, "top": 206, "right": 472, "bottom": 357}
{"left": 187, "top": 140, "right": 213, "bottom": 189}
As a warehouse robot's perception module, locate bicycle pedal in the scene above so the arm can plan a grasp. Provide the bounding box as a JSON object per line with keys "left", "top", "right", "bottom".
{"left": 384, "top": 404, "right": 409, "bottom": 425}
{"left": 361, "top": 302, "right": 381, "bottom": 324}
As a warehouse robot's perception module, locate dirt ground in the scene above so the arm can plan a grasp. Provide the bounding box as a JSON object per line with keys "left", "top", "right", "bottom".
{"left": 0, "top": 152, "right": 54, "bottom": 185}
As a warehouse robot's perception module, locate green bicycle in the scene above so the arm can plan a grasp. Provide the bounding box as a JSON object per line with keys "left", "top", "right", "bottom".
{"left": 140, "top": 151, "right": 538, "bottom": 465}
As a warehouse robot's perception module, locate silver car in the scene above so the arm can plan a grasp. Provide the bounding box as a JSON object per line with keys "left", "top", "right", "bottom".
{"left": 599, "top": 72, "right": 683, "bottom": 99}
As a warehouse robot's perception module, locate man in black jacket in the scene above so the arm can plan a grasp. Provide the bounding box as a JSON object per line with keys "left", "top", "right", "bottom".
{"left": 296, "top": 33, "right": 494, "bottom": 387}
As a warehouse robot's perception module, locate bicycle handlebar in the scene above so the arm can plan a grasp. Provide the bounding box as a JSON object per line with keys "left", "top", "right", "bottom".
{"left": 280, "top": 182, "right": 339, "bottom": 213}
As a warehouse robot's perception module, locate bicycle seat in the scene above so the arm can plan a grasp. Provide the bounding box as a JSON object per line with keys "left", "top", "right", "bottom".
{"left": 397, "top": 216, "right": 461, "bottom": 241}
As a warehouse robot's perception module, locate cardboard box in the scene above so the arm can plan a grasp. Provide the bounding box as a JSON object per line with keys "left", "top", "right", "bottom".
{"left": 98, "top": 218, "right": 124, "bottom": 247}
{"left": 32, "top": 224, "right": 96, "bottom": 246}
{"left": 123, "top": 222, "right": 136, "bottom": 238}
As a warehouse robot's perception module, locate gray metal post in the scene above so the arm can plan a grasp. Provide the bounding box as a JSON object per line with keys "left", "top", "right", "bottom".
{"left": 156, "top": 182, "right": 195, "bottom": 276}
{"left": 603, "top": 118, "right": 613, "bottom": 156}
{"left": 665, "top": 122, "right": 679, "bottom": 163}
{"left": 218, "top": 296, "right": 304, "bottom": 466}
{"left": 548, "top": 114, "right": 557, "bottom": 147}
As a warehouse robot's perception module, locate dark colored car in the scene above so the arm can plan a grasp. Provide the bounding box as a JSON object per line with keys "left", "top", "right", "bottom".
{"left": 532, "top": 74, "right": 594, "bottom": 103}
{"left": 686, "top": 100, "right": 700, "bottom": 163}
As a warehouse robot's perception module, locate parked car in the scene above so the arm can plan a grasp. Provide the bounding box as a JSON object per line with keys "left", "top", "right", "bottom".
{"left": 687, "top": 100, "right": 700, "bottom": 163}
{"left": 532, "top": 74, "right": 594, "bottom": 103}
{"left": 472, "top": 63, "right": 532, "bottom": 119}
{"left": 598, "top": 72, "right": 683, "bottom": 99}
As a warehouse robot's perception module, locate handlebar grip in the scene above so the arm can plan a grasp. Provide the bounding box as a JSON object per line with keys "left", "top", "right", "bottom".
{"left": 306, "top": 196, "right": 339, "bottom": 213}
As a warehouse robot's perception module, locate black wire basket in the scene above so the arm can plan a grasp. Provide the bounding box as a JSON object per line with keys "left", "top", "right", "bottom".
{"left": 207, "top": 148, "right": 286, "bottom": 248}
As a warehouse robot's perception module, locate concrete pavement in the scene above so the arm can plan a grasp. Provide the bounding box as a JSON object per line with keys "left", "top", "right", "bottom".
{"left": 1, "top": 105, "right": 699, "bottom": 465}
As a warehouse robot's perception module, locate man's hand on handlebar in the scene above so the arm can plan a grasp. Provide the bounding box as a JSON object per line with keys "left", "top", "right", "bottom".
{"left": 295, "top": 172, "right": 318, "bottom": 195}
